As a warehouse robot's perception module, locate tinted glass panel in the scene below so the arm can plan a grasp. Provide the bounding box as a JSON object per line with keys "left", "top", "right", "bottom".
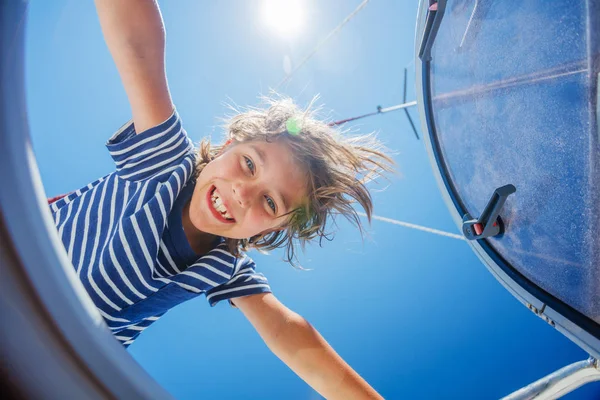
{"left": 429, "top": 0, "right": 599, "bottom": 322}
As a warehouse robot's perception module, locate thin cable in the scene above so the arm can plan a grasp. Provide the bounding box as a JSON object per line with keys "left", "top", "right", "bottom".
{"left": 327, "top": 110, "right": 381, "bottom": 126}
{"left": 378, "top": 100, "right": 417, "bottom": 113}
{"left": 328, "top": 100, "right": 417, "bottom": 126}
{"left": 275, "top": 0, "right": 371, "bottom": 90}
{"left": 402, "top": 68, "right": 419, "bottom": 139}
{"left": 361, "top": 213, "right": 582, "bottom": 267}
{"left": 357, "top": 212, "right": 466, "bottom": 240}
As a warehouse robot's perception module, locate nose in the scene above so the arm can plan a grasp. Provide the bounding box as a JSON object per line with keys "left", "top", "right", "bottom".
{"left": 232, "top": 181, "right": 257, "bottom": 209}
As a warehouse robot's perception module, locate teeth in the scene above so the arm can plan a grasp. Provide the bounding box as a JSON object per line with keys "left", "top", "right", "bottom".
{"left": 211, "top": 189, "right": 233, "bottom": 220}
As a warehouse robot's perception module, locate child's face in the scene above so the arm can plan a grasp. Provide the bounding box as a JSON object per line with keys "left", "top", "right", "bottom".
{"left": 188, "top": 139, "right": 308, "bottom": 240}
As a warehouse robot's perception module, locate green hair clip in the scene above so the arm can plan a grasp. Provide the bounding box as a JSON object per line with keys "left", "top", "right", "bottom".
{"left": 285, "top": 117, "right": 302, "bottom": 136}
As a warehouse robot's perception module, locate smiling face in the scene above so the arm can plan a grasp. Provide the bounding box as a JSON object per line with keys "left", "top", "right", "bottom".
{"left": 187, "top": 139, "right": 308, "bottom": 241}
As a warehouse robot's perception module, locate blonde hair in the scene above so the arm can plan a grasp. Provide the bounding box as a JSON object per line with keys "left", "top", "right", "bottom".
{"left": 195, "top": 96, "right": 394, "bottom": 266}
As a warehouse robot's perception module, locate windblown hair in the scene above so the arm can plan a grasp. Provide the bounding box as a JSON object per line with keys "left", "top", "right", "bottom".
{"left": 194, "top": 96, "right": 394, "bottom": 266}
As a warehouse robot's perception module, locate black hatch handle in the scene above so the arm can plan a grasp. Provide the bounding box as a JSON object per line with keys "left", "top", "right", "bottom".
{"left": 418, "top": 0, "right": 447, "bottom": 61}
{"left": 462, "top": 184, "right": 516, "bottom": 240}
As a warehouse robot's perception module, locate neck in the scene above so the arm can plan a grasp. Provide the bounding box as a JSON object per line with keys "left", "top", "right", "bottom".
{"left": 181, "top": 199, "right": 218, "bottom": 256}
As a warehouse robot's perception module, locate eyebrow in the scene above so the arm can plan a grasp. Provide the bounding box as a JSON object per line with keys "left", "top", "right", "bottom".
{"left": 248, "top": 144, "right": 289, "bottom": 213}
{"left": 249, "top": 144, "right": 266, "bottom": 167}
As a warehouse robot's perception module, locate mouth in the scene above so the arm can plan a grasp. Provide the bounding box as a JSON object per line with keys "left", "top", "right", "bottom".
{"left": 207, "top": 185, "right": 235, "bottom": 223}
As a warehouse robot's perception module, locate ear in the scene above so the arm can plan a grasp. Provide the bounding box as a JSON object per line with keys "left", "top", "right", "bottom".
{"left": 216, "top": 139, "right": 234, "bottom": 157}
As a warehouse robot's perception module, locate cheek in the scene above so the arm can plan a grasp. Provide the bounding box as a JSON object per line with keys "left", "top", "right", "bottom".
{"left": 199, "top": 158, "right": 230, "bottom": 182}
{"left": 243, "top": 209, "right": 277, "bottom": 231}
{"left": 188, "top": 186, "right": 204, "bottom": 221}
{"left": 213, "top": 154, "right": 243, "bottom": 176}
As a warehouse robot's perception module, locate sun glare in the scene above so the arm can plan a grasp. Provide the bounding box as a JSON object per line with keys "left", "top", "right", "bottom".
{"left": 262, "top": 0, "right": 305, "bottom": 38}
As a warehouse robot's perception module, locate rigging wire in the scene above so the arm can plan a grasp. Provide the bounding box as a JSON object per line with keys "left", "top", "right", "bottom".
{"left": 327, "top": 69, "right": 420, "bottom": 140}
{"left": 327, "top": 101, "right": 417, "bottom": 126}
{"left": 270, "top": 1, "right": 420, "bottom": 139}
{"left": 358, "top": 212, "right": 466, "bottom": 241}
{"left": 275, "top": 0, "right": 371, "bottom": 90}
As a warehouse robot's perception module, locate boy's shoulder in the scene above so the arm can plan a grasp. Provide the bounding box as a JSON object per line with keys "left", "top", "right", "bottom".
{"left": 105, "top": 110, "right": 196, "bottom": 183}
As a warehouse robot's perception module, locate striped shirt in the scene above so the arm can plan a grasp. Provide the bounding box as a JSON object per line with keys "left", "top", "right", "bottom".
{"left": 50, "top": 111, "right": 271, "bottom": 347}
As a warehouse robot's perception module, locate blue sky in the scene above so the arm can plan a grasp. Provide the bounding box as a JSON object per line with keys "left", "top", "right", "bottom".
{"left": 25, "top": 0, "right": 599, "bottom": 398}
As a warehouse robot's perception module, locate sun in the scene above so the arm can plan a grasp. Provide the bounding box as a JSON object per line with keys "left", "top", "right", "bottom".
{"left": 261, "top": 0, "right": 305, "bottom": 39}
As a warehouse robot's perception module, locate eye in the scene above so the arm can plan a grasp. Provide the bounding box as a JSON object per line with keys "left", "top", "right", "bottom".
{"left": 244, "top": 156, "right": 255, "bottom": 175}
{"left": 265, "top": 196, "right": 276, "bottom": 213}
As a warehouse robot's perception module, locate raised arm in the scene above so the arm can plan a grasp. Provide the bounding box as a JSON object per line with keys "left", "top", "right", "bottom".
{"left": 94, "top": 0, "right": 174, "bottom": 133}
{"left": 232, "top": 293, "right": 382, "bottom": 400}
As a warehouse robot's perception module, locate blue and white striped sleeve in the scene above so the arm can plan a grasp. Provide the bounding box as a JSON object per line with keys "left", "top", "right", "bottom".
{"left": 113, "top": 313, "right": 165, "bottom": 348}
{"left": 105, "top": 110, "right": 194, "bottom": 182}
{"left": 205, "top": 254, "right": 272, "bottom": 307}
